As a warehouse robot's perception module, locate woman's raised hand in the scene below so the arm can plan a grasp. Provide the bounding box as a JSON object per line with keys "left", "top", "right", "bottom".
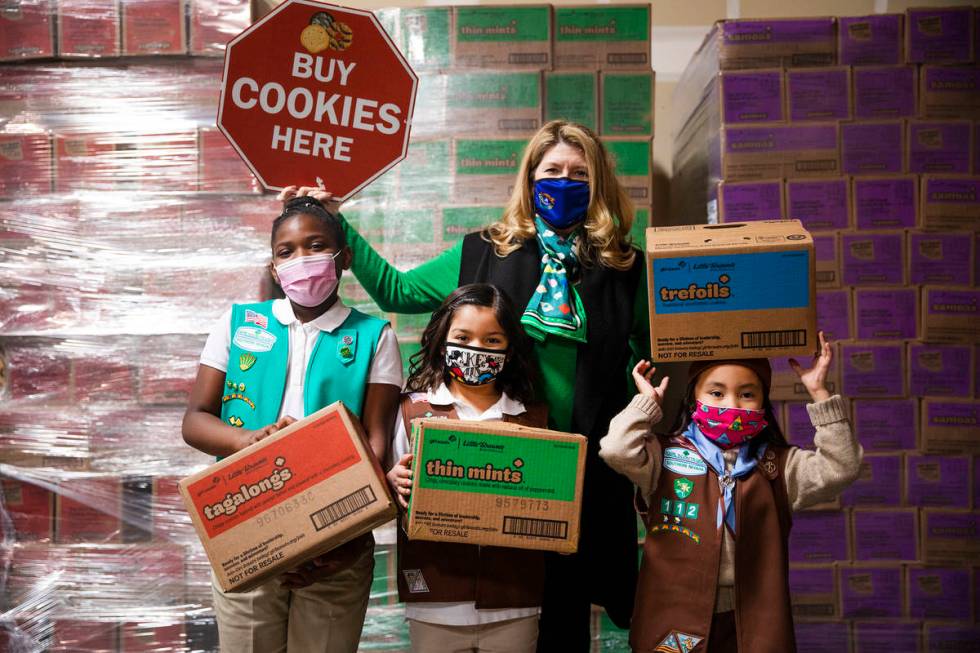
{"left": 277, "top": 185, "right": 342, "bottom": 216}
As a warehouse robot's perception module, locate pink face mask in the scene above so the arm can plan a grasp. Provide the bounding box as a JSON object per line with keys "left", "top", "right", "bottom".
{"left": 691, "top": 400, "right": 768, "bottom": 449}
{"left": 275, "top": 252, "right": 340, "bottom": 308}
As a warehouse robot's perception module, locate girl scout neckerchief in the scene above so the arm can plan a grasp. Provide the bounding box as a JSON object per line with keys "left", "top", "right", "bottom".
{"left": 520, "top": 215, "right": 588, "bottom": 343}
{"left": 682, "top": 421, "right": 767, "bottom": 534}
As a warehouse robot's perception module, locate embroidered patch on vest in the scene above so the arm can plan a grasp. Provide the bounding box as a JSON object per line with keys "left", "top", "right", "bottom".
{"left": 663, "top": 447, "right": 707, "bottom": 476}
{"left": 761, "top": 448, "right": 779, "bottom": 479}
{"left": 222, "top": 380, "right": 255, "bottom": 410}
{"left": 244, "top": 309, "right": 268, "bottom": 329}
{"left": 655, "top": 631, "right": 703, "bottom": 652}
{"left": 649, "top": 523, "right": 701, "bottom": 544}
{"left": 232, "top": 326, "right": 277, "bottom": 353}
{"left": 674, "top": 478, "right": 694, "bottom": 499}
{"left": 337, "top": 331, "right": 357, "bottom": 364}
{"left": 403, "top": 569, "right": 430, "bottom": 593}
{"left": 239, "top": 352, "right": 256, "bottom": 372}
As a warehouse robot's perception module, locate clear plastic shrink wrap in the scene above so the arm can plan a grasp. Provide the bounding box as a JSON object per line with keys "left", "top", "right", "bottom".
{"left": 1, "top": 2, "right": 656, "bottom": 651}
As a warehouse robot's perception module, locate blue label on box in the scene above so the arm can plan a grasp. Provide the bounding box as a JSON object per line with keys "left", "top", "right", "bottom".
{"left": 653, "top": 251, "right": 810, "bottom": 315}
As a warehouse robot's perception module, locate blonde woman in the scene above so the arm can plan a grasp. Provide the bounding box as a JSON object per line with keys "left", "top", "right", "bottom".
{"left": 281, "top": 120, "right": 649, "bottom": 652}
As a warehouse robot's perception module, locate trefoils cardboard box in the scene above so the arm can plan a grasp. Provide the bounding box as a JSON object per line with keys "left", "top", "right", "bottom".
{"left": 646, "top": 220, "right": 817, "bottom": 363}
{"left": 406, "top": 417, "right": 586, "bottom": 554}
{"left": 179, "top": 402, "right": 396, "bottom": 592}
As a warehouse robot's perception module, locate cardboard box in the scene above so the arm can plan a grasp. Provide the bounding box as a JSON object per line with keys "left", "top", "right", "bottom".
{"left": 198, "top": 127, "right": 259, "bottom": 193}
{"left": 921, "top": 286, "right": 980, "bottom": 344}
{"left": 0, "top": 0, "right": 54, "bottom": 60}
{"left": 720, "top": 123, "right": 840, "bottom": 181}
{"left": 189, "top": 0, "right": 248, "bottom": 56}
{"left": 922, "top": 510, "right": 980, "bottom": 564}
{"left": 344, "top": 206, "right": 436, "bottom": 245}
{"left": 906, "top": 454, "right": 971, "bottom": 509}
{"left": 120, "top": 620, "right": 186, "bottom": 652}
{"left": 787, "top": 67, "right": 851, "bottom": 122}
{"left": 909, "top": 343, "right": 974, "bottom": 398}
{"left": 841, "top": 454, "right": 903, "bottom": 508}
{"left": 853, "top": 65, "right": 917, "bottom": 120}
{"left": 788, "top": 565, "right": 838, "bottom": 618}
{"left": 770, "top": 352, "right": 840, "bottom": 402}
{"left": 925, "top": 624, "right": 980, "bottom": 651}
{"left": 910, "top": 231, "right": 973, "bottom": 287}
{"left": 600, "top": 71, "right": 654, "bottom": 136}
{"left": 719, "top": 69, "right": 785, "bottom": 124}
{"left": 179, "top": 402, "right": 397, "bottom": 592}
{"left": 0, "top": 132, "right": 52, "bottom": 197}
{"left": 908, "top": 565, "right": 972, "bottom": 620}
{"left": 908, "top": 120, "right": 973, "bottom": 174}
{"left": 852, "top": 508, "right": 918, "bottom": 562}
{"left": 441, "top": 206, "right": 503, "bottom": 243}
{"left": 605, "top": 137, "right": 651, "bottom": 203}
{"left": 794, "top": 622, "right": 848, "bottom": 652}
{"left": 715, "top": 17, "right": 836, "bottom": 70}
{"left": 646, "top": 220, "right": 816, "bottom": 363}
{"left": 906, "top": 6, "right": 974, "bottom": 64}
{"left": 394, "top": 7, "right": 451, "bottom": 73}
{"left": 840, "top": 341, "right": 906, "bottom": 398}
{"left": 853, "top": 287, "right": 917, "bottom": 340}
{"left": 544, "top": 71, "right": 598, "bottom": 130}
{"left": 57, "top": 0, "right": 121, "bottom": 58}
{"left": 51, "top": 620, "right": 118, "bottom": 652}
{"left": 405, "top": 417, "right": 586, "bottom": 553}
{"left": 553, "top": 5, "right": 650, "bottom": 70}
{"left": 788, "top": 510, "right": 849, "bottom": 563}
{"left": 920, "top": 175, "right": 980, "bottom": 231}
{"left": 121, "top": 0, "right": 186, "bottom": 55}
{"left": 813, "top": 232, "right": 840, "bottom": 289}
{"left": 852, "top": 399, "right": 917, "bottom": 451}
{"left": 841, "top": 231, "right": 906, "bottom": 286}
{"left": 55, "top": 477, "right": 122, "bottom": 543}
{"left": 839, "top": 564, "right": 904, "bottom": 619}
{"left": 853, "top": 176, "right": 918, "bottom": 230}
{"left": 451, "top": 138, "right": 523, "bottom": 205}
{"left": 445, "top": 72, "right": 543, "bottom": 135}
{"left": 853, "top": 621, "right": 921, "bottom": 653}
{"left": 920, "top": 398, "right": 980, "bottom": 454}
{"left": 782, "top": 402, "right": 813, "bottom": 446}
{"left": 816, "top": 288, "right": 850, "bottom": 342}
{"left": 785, "top": 178, "right": 851, "bottom": 231}
{"left": 838, "top": 14, "right": 904, "bottom": 66}
{"left": 841, "top": 121, "right": 905, "bottom": 175}
{"left": 715, "top": 180, "right": 784, "bottom": 223}
{"left": 974, "top": 120, "right": 980, "bottom": 174}
{"left": 452, "top": 6, "right": 551, "bottom": 70}
{"left": 0, "top": 478, "right": 55, "bottom": 540}
{"left": 920, "top": 65, "right": 980, "bottom": 120}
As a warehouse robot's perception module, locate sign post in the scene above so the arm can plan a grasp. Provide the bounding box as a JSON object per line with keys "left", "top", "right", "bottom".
{"left": 218, "top": 0, "right": 417, "bottom": 199}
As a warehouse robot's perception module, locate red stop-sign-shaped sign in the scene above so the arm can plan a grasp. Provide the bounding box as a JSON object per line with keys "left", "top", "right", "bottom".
{"left": 218, "top": 0, "right": 417, "bottom": 199}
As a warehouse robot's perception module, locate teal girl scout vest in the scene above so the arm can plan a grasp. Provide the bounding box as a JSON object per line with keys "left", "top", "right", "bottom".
{"left": 220, "top": 300, "right": 387, "bottom": 431}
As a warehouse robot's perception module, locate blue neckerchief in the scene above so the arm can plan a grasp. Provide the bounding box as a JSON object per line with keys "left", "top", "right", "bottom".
{"left": 682, "top": 421, "right": 767, "bottom": 534}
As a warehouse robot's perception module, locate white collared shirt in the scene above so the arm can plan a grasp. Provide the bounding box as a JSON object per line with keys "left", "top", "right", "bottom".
{"left": 200, "top": 298, "right": 402, "bottom": 420}
{"left": 391, "top": 382, "right": 541, "bottom": 626}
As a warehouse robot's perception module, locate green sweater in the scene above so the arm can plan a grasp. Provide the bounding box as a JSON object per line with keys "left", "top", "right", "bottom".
{"left": 340, "top": 215, "right": 651, "bottom": 432}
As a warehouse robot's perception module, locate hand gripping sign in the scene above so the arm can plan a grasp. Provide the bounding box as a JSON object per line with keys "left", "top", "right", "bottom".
{"left": 217, "top": 0, "right": 418, "bottom": 199}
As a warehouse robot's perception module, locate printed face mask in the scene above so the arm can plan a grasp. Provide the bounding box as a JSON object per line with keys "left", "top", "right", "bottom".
{"left": 691, "top": 400, "right": 768, "bottom": 449}
{"left": 445, "top": 343, "right": 507, "bottom": 386}
{"left": 533, "top": 177, "right": 590, "bottom": 230}
{"left": 275, "top": 252, "right": 340, "bottom": 308}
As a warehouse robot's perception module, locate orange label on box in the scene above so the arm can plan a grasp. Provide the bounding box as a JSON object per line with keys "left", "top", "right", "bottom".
{"left": 187, "top": 412, "right": 361, "bottom": 538}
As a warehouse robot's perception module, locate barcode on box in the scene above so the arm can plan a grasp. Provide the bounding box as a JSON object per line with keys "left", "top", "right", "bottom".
{"left": 310, "top": 486, "right": 376, "bottom": 531}
{"left": 741, "top": 329, "right": 807, "bottom": 349}
{"left": 502, "top": 516, "right": 568, "bottom": 539}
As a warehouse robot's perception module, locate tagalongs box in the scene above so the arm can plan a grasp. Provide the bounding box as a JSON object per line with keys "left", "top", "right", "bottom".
{"left": 179, "top": 401, "right": 396, "bottom": 592}
{"left": 646, "top": 220, "right": 817, "bottom": 363}
{"left": 406, "top": 417, "right": 586, "bottom": 554}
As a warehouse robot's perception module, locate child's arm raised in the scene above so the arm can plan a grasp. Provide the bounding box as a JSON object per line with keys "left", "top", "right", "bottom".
{"left": 599, "top": 361, "right": 668, "bottom": 501}
{"left": 784, "top": 332, "right": 863, "bottom": 510}
{"left": 181, "top": 364, "right": 295, "bottom": 457}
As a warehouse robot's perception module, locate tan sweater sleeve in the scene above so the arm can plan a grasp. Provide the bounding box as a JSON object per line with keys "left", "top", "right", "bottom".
{"left": 599, "top": 394, "right": 664, "bottom": 501}
{"left": 784, "top": 395, "right": 863, "bottom": 511}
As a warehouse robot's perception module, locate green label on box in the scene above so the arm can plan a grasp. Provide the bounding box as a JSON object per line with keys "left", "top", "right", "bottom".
{"left": 344, "top": 208, "right": 434, "bottom": 244}
{"left": 556, "top": 7, "right": 649, "bottom": 42}
{"left": 455, "top": 140, "right": 525, "bottom": 176}
{"left": 399, "top": 8, "right": 451, "bottom": 68}
{"left": 546, "top": 73, "right": 597, "bottom": 128}
{"left": 416, "top": 426, "right": 580, "bottom": 501}
{"left": 456, "top": 7, "right": 550, "bottom": 42}
{"left": 607, "top": 140, "right": 650, "bottom": 176}
{"left": 602, "top": 74, "right": 652, "bottom": 135}
{"left": 447, "top": 73, "right": 541, "bottom": 109}
{"left": 443, "top": 206, "right": 503, "bottom": 241}
{"left": 629, "top": 207, "right": 649, "bottom": 248}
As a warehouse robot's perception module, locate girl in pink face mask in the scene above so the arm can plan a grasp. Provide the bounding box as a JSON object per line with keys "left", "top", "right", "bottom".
{"left": 599, "top": 332, "right": 862, "bottom": 653}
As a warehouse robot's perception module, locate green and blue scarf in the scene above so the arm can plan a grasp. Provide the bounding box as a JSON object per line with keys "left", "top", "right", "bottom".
{"left": 520, "top": 216, "right": 588, "bottom": 343}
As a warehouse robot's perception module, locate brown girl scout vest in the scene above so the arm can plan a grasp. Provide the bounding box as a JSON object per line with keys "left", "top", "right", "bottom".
{"left": 395, "top": 393, "right": 549, "bottom": 609}
{"left": 630, "top": 434, "right": 795, "bottom": 653}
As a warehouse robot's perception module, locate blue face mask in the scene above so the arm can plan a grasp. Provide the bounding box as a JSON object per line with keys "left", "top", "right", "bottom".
{"left": 533, "top": 177, "right": 590, "bottom": 230}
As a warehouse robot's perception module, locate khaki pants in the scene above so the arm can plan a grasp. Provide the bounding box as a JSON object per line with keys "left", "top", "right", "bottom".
{"left": 408, "top": 616, "right": 539, "bottom": 653}
{"left": 211, "top": 543, "right": 374, "bottom": 653}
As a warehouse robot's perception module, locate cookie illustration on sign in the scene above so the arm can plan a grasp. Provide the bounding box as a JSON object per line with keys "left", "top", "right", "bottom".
{"left": 301, "top": 11, "right": 353, "bottom": 53}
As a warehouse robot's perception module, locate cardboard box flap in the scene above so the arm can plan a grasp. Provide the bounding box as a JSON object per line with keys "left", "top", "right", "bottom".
{"left": 647, "top": 220, "right": 812, "bottom": 252}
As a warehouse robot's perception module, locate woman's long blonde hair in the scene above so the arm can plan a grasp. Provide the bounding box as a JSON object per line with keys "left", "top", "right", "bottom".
{"left": 486, "top": 120, "right": 637, "bottom": 271}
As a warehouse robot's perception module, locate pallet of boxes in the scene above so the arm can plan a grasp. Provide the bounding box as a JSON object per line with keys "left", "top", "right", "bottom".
{"left": 669, "top": 7, "right": 979, "bottom": 650}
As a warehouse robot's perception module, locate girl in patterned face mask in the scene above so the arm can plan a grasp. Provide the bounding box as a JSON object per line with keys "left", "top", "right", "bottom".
{"left": 598, "top": 332, "right": 862, "bottom": 653}
{"left": 386, "top": 283, "right": 547, "bottom": 653}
